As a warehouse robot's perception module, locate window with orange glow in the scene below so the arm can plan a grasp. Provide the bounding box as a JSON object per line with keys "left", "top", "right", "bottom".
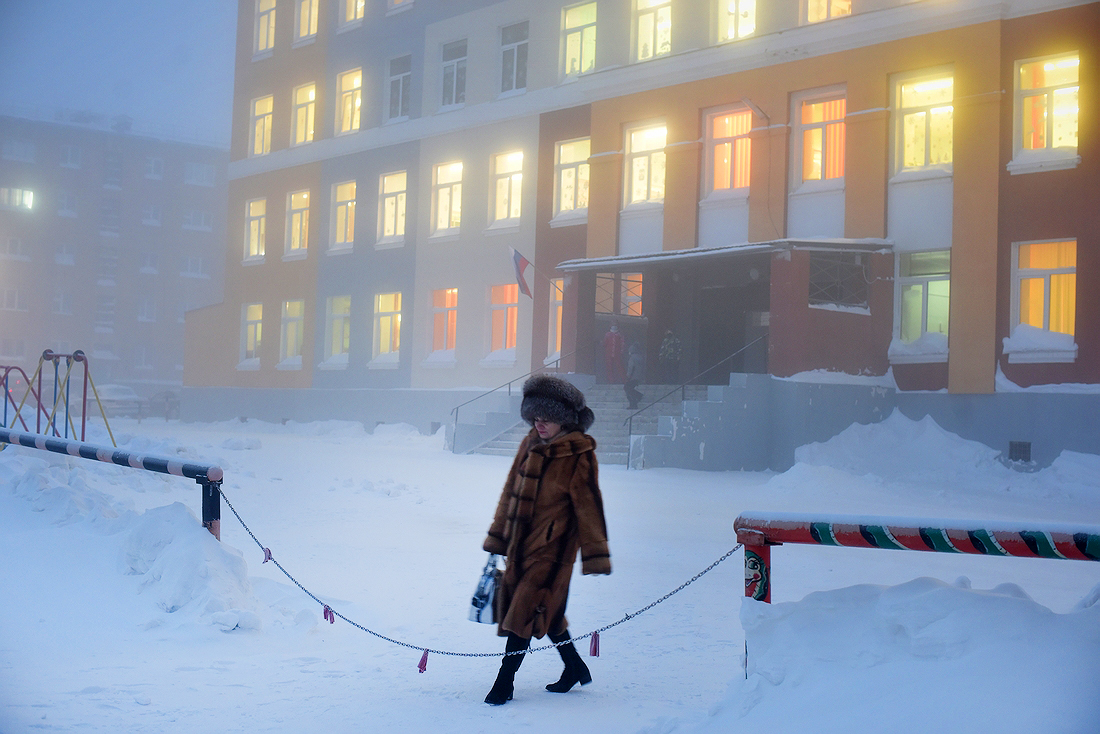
{"left": 708, "top": 108, "right": 752, "bottom": 193}
{"left": 806, "top": 0, "right": 850, "bottom": 23}
{"left": 490, "top": 284, "right": 519, "bottom": 352}
{"left": 621, "top": 273, "right": 644, "bottom": 316}
{"left": 1017, "top": 54, "right": 1079, "bottom": 153}
{"left": 432, "top": 288, "right": 458, "bottom": 352}
{"left": 800, "top": 96, "right": 845, "bottom": 182}
{"left": 548, "top": 279, "right": 564, "bottom": 356}
{"left": 1015, "top": 240, "right": 1076, "bottom": 336}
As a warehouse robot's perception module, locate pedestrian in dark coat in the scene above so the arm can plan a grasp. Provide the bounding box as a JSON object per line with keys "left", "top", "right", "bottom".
{"left": 482, "top": 374, "right": 611, "bottom": 705}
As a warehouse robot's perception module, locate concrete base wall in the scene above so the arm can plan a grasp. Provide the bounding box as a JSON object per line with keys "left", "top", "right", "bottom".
{"left": 635, "top": 375, "right": 1100, "bottom": 471}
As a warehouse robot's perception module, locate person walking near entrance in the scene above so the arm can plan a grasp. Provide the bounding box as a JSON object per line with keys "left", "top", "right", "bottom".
{"left": 602, "top": 323, "right": 626, "bottom": 383}
{"left": 482, "top": 375, "right": 611, "bottom": 705}
{"left": 624, "top": 342, "right": 644, "bottom": 409}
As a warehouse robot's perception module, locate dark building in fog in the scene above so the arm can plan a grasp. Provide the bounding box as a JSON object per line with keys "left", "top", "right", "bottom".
{"left": 0, "top": 110, "right": 227, "bottom": 396}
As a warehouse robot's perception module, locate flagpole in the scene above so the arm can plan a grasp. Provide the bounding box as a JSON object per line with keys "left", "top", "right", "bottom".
{"left": 510, "top": 247, "right": 564, "bottom": 296}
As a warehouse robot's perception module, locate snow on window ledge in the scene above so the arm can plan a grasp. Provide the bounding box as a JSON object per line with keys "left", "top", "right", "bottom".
{"left": 318, "top": 353, "right": 349, "bottom": 370}
{"left": 543, "top": 351, "right": 563, "bottom": 367}
{"left": 236, "top": 357, "right": 260, "bottom": 371}
{"left": 368, "top": 351, "right": 400, "bottom": 370}
{"left": 808, "top": 302, "right": 870, "bottom": 316}
{"left": 1007, "top": 149, "right": 1080, "bottom": 176}
{"left": 422, "top": 349, "right": 456, "bottom": 369}
{"left": 479, "top": 347, "right": 516, "bottom": 368}
{"left": 276, "top": 355, "right": 303, "bottom": 371}
{"left": 1002, "top": 324, "right": 1077, "bottom": 364}
{"left": 888, "top": 333, "right": 948, "bottom": 364}
{"left": 549, "top": 208, "right": 588, "bottom": 228}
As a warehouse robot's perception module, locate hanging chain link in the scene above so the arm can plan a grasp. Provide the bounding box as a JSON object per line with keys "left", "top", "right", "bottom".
{"left": 219, "top": 487, "right": 742, "bottom": 658}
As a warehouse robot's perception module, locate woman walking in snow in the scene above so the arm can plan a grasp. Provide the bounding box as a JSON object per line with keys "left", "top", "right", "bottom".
{"left": 482, "top": 374, "right": 611, "bottom": 705}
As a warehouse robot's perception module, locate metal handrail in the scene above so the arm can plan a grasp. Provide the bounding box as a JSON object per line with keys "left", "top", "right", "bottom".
{"left": 450, "top": 350, "right": 576, "bottom": 454}
{"left": 624, "top": 334, "right": 768, "bottom": 466}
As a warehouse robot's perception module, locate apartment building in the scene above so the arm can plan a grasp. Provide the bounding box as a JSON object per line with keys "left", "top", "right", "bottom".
{"left": 0, "top": 111, "right": 227, "bottom": 394}
{"left": 184, "top": 0, "right": 1097, "bottom": 465}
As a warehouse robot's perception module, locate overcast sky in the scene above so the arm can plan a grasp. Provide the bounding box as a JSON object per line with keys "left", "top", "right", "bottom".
{"left": 0, "top": 0, "right": 237, "bottom": 147}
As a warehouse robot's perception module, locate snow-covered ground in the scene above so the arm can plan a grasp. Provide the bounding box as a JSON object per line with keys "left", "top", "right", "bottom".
{"left": 1, "top": 412, "right": 1098, "bottom": 733}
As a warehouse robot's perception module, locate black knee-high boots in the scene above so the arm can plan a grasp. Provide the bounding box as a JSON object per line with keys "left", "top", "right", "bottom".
{"left": 484, "top": 632, "right": 530, "bottom": 705}
{"left": 545, "top": 628, "right": 592, "bottom": 693}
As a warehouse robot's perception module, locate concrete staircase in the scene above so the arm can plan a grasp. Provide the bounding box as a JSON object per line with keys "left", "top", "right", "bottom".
{"left": 470, "top": 384, "right": 709, "bottom": 465}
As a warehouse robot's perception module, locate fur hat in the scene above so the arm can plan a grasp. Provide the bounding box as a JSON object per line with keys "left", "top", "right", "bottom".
{"left": 520, "top": 374, "right": 595, "bottom": 433}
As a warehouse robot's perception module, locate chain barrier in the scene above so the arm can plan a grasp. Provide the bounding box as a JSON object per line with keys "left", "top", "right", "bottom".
{"left": 219, "top": 487, "right": 742, "bottom": 660}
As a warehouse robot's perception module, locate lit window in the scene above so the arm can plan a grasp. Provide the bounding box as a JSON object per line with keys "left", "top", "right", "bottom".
{"left": 251, "top": 95, "right": 274, "bottom": 156}
{"left": 621, "top": 273, "right": 643, "bottom": 316}
{"left": 1014, "top": 240, "right": 1076, "bottom": 336}
{"left": 1017, "top": 53, "right": 1079, "bottom": 154}
{"left": 432, "top": 288, "right": 459, "bottom": 352}
{"left": 895, "top": 75, "right": 953, "bottom": 172}
{"left": 292, "top": 83, "right": 316, "bottom": 145}
{"left": 333, "top": 181, "right": 356, "bottom": 249}
{"left": 548, "top": 279, "right": 564, "bottom": 356}
{"left": 373, "top": 292, "right": 402, "bottom": 360}
{"left": 280, "top": 300, "right": 305, "bottom": 363}
{"left": 492, "top": 151, "right": 524, "bottom": 223}
{"left": 341, "top": 0, "right": 365, "bottom": 26}
{"left": 287, "top": 190, "right": 310, "bottom": 254}
{"left": 501, "top": 22, "right": 529, "bottom": 94}
{"left": 325, "top": 296, "right": 351, "bottom": 362}
{"left": 294, "top": 0, "right": 318, "bottom": 42}
{"left": 243, "top": 304, "right": 263, "bottom": 361}
{"left": 379, "top": 171, "right": 407, "bottom": 241}
{"left": 337, "top": 69, "right": 362, "bottom": 134}
{"left": 724, "top": 0, "right": 756, "bottom": 39}
{"left": 433, "top": 162, "right": 462, "bottom": 233}
{"left": 707, "top": 108, "right": 752, "bottom": 193}
{"left": 145, "top": 157, "right": 164, "bottom": 179}
{"left": 626, "top": 125, "right": 667, "bottom": 204}
{"left": 0, "top": 187, "right": 34, "bottom": 211}
{"left": 806, "top": 0, "right": 851, "bottom": 23}
{"left": 635, "top": 0, "right": 671, "bottom": 61}
{"left": 799, "top": 95, "right": 845, "bottom": 182}
{"left": 563, "top": 2, "right": 597, "bottom": 77}
{"left": 442, "top": 40, "right": 467, "bottom": 107}
{"left": 245, "top": 198, "right": 266, "bottom": 259}
{"left": 555, "top": 138, "right": 590, "bottom": 216}
{"left": 490, "top": 284, "right": 518, "bottom": 352}
{"left": 255, "top": 0, "right": 276, "bottom": 54}
{"left": 897, "top": 251, "right": 950, "bottom": 343}
{"left": 388, "top": 56, "right": 412, "bottom": 120}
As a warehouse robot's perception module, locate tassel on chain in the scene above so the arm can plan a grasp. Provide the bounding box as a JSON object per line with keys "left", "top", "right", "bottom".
{"left": 418, "top": 649, "right": 429, "bottom": 673}
{"left": 589, "top": 631, "right": 600, "bottom": 657}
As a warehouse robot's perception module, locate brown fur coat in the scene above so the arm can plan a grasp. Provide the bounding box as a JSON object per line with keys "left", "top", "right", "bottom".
{"left": 483, "top": 428, "right": 611, "bottom": 639}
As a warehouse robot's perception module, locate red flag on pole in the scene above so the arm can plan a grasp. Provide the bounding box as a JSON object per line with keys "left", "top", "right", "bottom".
{"left": 511, "top": 248, "right": 533, "bottom": 298}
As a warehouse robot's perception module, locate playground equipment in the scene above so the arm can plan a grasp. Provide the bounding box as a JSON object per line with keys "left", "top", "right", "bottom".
{"left": 735, "top": 511, "right": 1100, "bottom": 603}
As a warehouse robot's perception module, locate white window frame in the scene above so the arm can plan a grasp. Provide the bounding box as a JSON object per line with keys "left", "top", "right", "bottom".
{"left": 432, "top": 162, "right": 463, "bottom": 235}
{"left": 562, "top": 2, "right": 597, "bottom": 78}
{"left": 278, "top": 299, "right": 305, "bottom": 368}
{"left": 1006, "top": 239, "right": 1077, "bottom": 363}
{"left": 293, "top": 0, "right": 319, "bottom": 44}
{"left": 378, "top": 171, "right": 407, "bottom": 246}
{"left": 624, "top": 123, "right": 667, "bottom": 207}
{"left": 805, "top": 0, "right": 851, "bottom": 24}
{"left": 1, "top": 288, "right": 27, "bottom": 312}
{"left": 241, "top": 303, "right": 263, "bottom": 366}
{"left": 250, "top": 95, "right": 274, "bottom": 157}
{"left": 500, "top": 21, "right": 529, "bottom": 96}
{"left": 254, "top": 0, "right": 276, "bottom": 57}
{"left": 891, "top": 69, "right": 953, "bottom": 177}
{"left": 181, "top": 256, "right": 209, "bottom": 279}
{"left": 138, "top": 297, "right": 157, "bottom": 323}
{"left": 245, "top": 198, "right": 266, "bottom": 261}
{"left": 291, "top": 83, "right": 316, "bottom": 146}
{"left": 553, "top": 137, "right": 591, "bottom": 222}
{"left": 547, "top": 278, "right": 564, "bottom": 363}
{"left": 791, "top": 87, "right": 846, "bottom": 192}
{"left": 431, "top": 287, "right": 459, "bottom": 355}
{"left": 286, "top": 190, "right": 310, "bottom": 258}
{"left": 487, "top": 284, "right": 519, "bottom": 358}
{"left": 339, "top": 0, "right": 365, "bottom": 29}
{"left": 634, "top": 0, "right": 672, "bottom": 62}
{"left": 52, "top": 288, "right": 73, "bottom": 316}
{"left": 322, "top": 296, "right": 352, "bottom": 368}
{"left": 890, "top": 250, "right": 951, "bottom": 364}
{"left": 336, "top": 68, "right": 362, "bottom": 135}
{"left": 145, "top": 157, "right": 164, "bottom": 179}
{"left": 1008, "top": 52, "right": 1080, "bottom": 175}
{"left": 722, "top": 0, "right": 756, "bottom": 41}
{"left": 490, "top": 151, "right": 524, "bottom": 226}
{"left": 61, "top": 145, "right": 81, "bottom": 169}
{"left": 704, "top": 106, "right": 752, "bottom": 198}
{"left": 388, "top": 56, "right": 412, "bottom": 121}
{"left": 371, "top": 292, "right": 402, "bottom": 367}
{"left": 182, "top": 210, "right": 213, "bottom": 231}
{"left": 0, "top": 187, "right": 34, "bottom": 211}
{"left": 185, "top": 162, "right": 216, "bottom": 186}
{"left": 332, "top": 181, "right": 356, "bottom": 251}
{"left": 441, "top": 40, "right": 467, "bottom": 108}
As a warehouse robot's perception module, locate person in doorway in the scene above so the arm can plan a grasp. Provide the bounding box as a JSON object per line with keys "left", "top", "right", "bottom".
{"left": 602, "top": 323, "right": 626, "bottom": 383}
{"left": 482, "top": 375, "right": 611, "bottom": 705}
{"left": 624, "top": 342, "right": 644, "bottom": 410}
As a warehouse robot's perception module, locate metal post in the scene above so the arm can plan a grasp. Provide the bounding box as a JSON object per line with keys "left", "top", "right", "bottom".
{"left": 744, "top": 543, "right": 771, "bottom": 603}
{"left": 201, "top": 479, "right": 222, "bottom": 541}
